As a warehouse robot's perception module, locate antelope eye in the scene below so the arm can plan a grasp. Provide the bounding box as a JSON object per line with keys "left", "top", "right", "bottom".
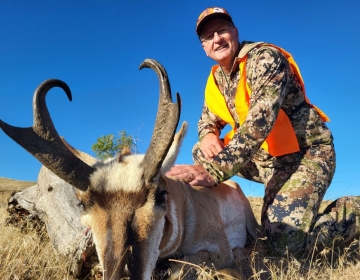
{"left": 155, "top": 189, "right": 168, "bottom": 207}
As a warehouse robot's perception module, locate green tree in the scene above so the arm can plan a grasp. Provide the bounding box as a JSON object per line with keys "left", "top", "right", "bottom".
{"left": 91, "top": 130, "right": 136, "bottom": 159}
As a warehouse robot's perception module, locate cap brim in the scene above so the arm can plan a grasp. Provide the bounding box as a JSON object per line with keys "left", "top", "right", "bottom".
{"left": 196, "top": 13, "right": 233, "bottom": 36}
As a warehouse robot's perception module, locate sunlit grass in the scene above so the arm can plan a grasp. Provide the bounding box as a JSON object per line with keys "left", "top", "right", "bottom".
{"left": 0, "top": 203, "right": 74, "bottom": 280}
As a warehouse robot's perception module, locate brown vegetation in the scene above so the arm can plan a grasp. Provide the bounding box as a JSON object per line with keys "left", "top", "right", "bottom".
{"left": 0, "top": 177, "right": 359, "bottom": 279}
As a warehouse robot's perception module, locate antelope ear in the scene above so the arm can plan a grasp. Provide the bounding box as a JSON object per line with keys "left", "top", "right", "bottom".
{"left": 160, "top": 121, "right": 187, "bottom": 175}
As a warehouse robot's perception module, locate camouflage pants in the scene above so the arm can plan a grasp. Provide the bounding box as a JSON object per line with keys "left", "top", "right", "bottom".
{"left": 192, "top": 142, "right": 360, "bottom": 258}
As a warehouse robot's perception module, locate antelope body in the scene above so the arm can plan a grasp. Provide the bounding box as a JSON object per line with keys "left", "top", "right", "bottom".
{"left": 0, "top": 59, "right": 259, "bottom": 279}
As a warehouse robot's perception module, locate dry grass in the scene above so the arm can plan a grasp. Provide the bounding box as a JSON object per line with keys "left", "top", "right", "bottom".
{"left": 0, "top": 178, "right": 79, "bottom": 280}
{"left": 0, "top": 197, "right": 75, "bottom": 279}
{"left": 0, "top": 177, "right": 36, "bottom": 192}
{"left": 0, "top": 177, "right": 359, "bottom": 279}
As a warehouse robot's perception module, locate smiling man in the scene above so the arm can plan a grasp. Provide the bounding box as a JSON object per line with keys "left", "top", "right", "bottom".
{"left": 167, "top": 7, "right": 360, "bottom": 258}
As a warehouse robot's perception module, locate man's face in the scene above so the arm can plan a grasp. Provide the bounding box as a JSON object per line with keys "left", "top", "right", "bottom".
{"left": 200, "top": 18, "right": 239, "bottom": 67}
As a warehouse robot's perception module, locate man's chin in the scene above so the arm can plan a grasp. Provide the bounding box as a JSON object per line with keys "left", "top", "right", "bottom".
{"left": 214, "top": 54, "right": 231, "bottom": 64}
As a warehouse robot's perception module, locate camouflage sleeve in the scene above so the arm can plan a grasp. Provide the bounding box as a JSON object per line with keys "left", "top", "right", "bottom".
{"left": 197, "top": 100, "right": 227, "bottom": 141}
{"left": 203, "top": 46, "right": 291, "bottom": 183}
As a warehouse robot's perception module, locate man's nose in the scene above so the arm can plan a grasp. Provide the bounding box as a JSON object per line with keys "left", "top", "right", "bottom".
{"left": 213, "top": 31, "right": 222, "bottom": 42}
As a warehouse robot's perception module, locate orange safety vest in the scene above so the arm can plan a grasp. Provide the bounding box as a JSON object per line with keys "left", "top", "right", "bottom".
{"left": 205, "top": 43, "right": 330, "bottom": 157}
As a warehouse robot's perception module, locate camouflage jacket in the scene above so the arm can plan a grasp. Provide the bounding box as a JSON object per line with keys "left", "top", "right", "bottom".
{"left": 197, "top": 41, "right": 334, "bottom": 183}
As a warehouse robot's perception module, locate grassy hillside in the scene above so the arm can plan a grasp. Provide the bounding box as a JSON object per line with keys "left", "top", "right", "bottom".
{"left": 0, "top": 177, "right": 35, "bottom": 192}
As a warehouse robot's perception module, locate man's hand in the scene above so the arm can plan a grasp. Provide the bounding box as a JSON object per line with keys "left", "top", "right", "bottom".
{"left": 200, "top": 133, "right": 225, "bottom": 160}
{"left": 165, "top": 164, "right": 216, "bottom": 187}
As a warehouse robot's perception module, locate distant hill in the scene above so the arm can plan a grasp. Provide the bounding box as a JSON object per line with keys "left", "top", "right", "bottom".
{"left": 0, "top": 177, "right": 36, "bottom": 192}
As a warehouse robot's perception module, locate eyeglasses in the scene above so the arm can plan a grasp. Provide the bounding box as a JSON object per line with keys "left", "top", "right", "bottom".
{"left": 200, "top": 23, "right": 234, "bottom": 43}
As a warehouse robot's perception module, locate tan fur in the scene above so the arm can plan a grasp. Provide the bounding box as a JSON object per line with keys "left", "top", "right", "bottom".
{"left": 76, "top": 122, "right": 260, "bottom": 279}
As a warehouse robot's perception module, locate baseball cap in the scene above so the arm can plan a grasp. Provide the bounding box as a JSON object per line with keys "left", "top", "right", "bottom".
{"left": 196, "top": 7, "right": 234, "bottom": 36}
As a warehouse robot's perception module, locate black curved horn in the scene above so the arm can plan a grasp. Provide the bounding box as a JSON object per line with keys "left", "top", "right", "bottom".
{"left": 0, "top": 79, "right": 94, "bottom": 191}
{"left": 139, "top": 59, "right": 181, "bottom": 183}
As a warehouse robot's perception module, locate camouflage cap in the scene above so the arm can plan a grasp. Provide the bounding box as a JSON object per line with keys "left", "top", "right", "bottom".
{"left": 196, "top": 7, "right": 234, "bottom": 36}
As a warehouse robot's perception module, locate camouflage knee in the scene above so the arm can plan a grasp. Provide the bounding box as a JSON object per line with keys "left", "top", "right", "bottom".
{"left": 261, "top": 167, "right": 330, "bottom": 257}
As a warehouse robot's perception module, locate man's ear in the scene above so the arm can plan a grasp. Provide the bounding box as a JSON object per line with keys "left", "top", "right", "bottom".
{"left": 202, "top": 43, "right": 209, "bottom": 56}
{"left": 234, "top": 26, "right": 239, "bottom": 39}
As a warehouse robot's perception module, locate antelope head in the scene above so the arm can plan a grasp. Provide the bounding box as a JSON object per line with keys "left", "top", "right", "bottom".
{"left": 0, "top": 59, "right": 184, "bottom": 279}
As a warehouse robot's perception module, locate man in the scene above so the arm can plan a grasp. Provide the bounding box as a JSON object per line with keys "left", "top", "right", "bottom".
{"left": 167, "top": 7, "right": 360, "bottom": 257}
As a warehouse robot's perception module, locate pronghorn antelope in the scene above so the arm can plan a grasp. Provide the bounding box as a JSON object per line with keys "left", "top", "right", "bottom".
{"left": 0, "top": 59, "right": 260, "bottom": 279}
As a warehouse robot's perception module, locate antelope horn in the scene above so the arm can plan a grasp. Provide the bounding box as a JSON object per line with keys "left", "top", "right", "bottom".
{"left": 0, "top": 79, "right": 94, "bottom": 191}
{"left": 139, "top": 59, "right": 181, "bottom": 183}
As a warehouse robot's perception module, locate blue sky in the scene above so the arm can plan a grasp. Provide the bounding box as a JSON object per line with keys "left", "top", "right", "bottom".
{"left": 0, "top": 0, "right": 359, "bottom": 199}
